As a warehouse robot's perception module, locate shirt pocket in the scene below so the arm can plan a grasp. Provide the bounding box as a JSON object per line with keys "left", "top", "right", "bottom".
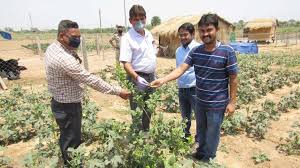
{"left": 131, "top": 43, "right": 143, "bottom": 56}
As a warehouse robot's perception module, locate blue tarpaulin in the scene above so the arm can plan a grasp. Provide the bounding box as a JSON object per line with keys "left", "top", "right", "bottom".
{"left": 229, "top": 42, "right": 258, "bottom": 54}
{"left": 0, "top": 31, "right": 12, "bottom": 40}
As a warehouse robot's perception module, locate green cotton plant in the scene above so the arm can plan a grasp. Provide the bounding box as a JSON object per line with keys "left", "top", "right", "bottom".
{"left": 237, "top": 55, "right": 271, "bottom": 79}
{"left": 0, "top": 86, "right": 52, "bottom": 145}
{"left": 6, "top": 64, "right": 217, "bottom": 167}
{"left": 237, "top": 79, "right": 259, "bottom": 107}
{"left": 246, "top": 100, "right": 278, "bottom": 140}
{"left": 67, "top": 146, "right": 86, "bottom": 167}
{"left": 277, "top": 131, "right": 300, "bottom": 155}
{"left": 251, "top": 152, "right": 270, "bottom": 164}
{"left": 114, "top": 65, "right": 193, "bottom": 167}
{"left": 150, "top": 113, "right": 192, "bottom": 155}
{"left": 87, "top": 121, "right": 129, "bottom": 168}
{"left": 159, "top": 83, "right": 179, "bottom": 113}
{"left": 81, "top": 95, "right": 101, "bottom": 143}
{"left": 0, "top": 146, "right": 11, "bottom": 167}
{"left": 236, "top": 54, "right": 300, "bottom": 110}
{"left": 221, "top": 111, "right": 246, "bottom": 135}
{"left": 278, "top": 89, "right": 300, "bottom": 112}
{"left": 23, "top": 151, "right": 59, "bottom": 168}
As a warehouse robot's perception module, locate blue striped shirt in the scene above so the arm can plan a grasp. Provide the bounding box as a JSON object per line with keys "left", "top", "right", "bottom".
{"left": 184, "top": 42, "right": 239, "bottom": 108}
{"left": 176, "top": 40, "right": 200, "bottom": 88}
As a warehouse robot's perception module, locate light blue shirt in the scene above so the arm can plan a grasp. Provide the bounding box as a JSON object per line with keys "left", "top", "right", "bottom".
{"left": 176, "top": 40, "right": 200, "bottom": 88}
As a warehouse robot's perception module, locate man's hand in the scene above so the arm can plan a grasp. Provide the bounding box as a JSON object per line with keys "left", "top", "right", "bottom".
{"left": 119, "top": 89, "right": 131, "bottom": 100}
{"left": 136, "top": 76, "right": 149, "bottom": 91}
{"left": 225, "top": 102, "right": 236, "bottom": 117}
{"left": 149, "top": 78, "right": 165, "bottom": 88}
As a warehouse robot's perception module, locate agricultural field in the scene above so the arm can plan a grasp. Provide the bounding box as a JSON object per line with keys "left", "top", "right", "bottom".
{"left": 0, "top": 36, "right": 300, "bottom": 168}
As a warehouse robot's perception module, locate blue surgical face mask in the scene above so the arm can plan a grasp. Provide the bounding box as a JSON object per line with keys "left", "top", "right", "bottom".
{"left": 134, "top": 21, "right": 145, "bottom": 31}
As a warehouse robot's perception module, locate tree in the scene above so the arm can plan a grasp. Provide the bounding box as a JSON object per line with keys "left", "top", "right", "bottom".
{"left": 233, "top": 20, "right": 245, "bottom": 30}
{"left": 288, "top": 19, "right": 296, "bottom": 26}
{"left": 151, "top": 16, "right": 161, "bottom": 27}
{"left": 238, "top": 20, "right": 245, "bottom": 29}
{"left": 31, "top": 27, "right": 40, "bottom": 32}
{"left": 278, "top": 21, "right": 288, "bottom": 27}
{"left": 4, "top": 27, "right": 14, "bottom": 32}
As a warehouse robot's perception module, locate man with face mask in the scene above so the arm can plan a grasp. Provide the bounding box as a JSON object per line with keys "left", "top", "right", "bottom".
{"left": 119, "top": 5, "right": 157, "bottom": 132}
{"left": 45, "top": 20, "right": 130, "bottom": 166}
{"left": 109, "top": 25, "right": 124, "bottom": 64}
{"left": 150, "top": 14, "right": 239, "bottom": 161}
{"left": 176, "top": 23, "right": 200, "bottom": 142}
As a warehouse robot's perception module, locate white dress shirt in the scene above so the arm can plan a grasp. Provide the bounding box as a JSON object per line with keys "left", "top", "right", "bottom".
{"left": 119, "top": 28, "right": 157, "bottom": 73}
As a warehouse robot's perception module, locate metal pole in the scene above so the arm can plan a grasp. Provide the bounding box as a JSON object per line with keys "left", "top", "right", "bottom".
{"left": 99, "top": 9, "right": 102, "bottom": 31}
{"left": 99, "top": 9, "right": 104, "bottom": 60}
{"left": 28, "top": 12, "right": 36, "bottom": 51}
{"left": 124, "top": 0, "right": 127, "bottom": 31}
{"left": 28, "top": 12, "right": 34, "bottom": 30}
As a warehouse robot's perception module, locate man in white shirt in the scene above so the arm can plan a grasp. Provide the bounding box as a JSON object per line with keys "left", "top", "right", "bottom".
{"left": 119, "top": 4, "right": 157, "bottom": 131}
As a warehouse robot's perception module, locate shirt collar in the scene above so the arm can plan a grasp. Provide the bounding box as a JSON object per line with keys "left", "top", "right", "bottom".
{"left": 55, "top": 40, "right": 78, "bottom": 57}
{"left": 131, "top": 28, "right": 149, "bottom": 38}
{"left": 181, "top": 40, "right": 197, "bottom": 50}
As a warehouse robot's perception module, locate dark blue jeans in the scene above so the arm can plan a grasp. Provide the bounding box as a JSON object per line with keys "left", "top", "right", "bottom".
{"left": 178, "top": 87, "right": 196, "bottom": 138}
{"left": 195, "top": 104, "right": 226, "bottom": 160}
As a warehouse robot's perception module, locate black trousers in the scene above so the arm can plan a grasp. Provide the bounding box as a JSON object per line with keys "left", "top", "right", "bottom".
{"left": 51, "top": 98, "right": 82, "bottom": 165}
{"left": 128, "top": 72, "right": 155, "bottom": 131}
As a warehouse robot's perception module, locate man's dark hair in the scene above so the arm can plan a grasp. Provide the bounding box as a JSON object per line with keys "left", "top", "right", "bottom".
{"left": 129, "top": 5, "right": 146, "bottom": 19}
{"left": 178, "top": 22, "right": 195, "bottom": 35}
{"left": 197, "top": 13, "right": 219, "bottom": 29}
{"left": 57, "top": 20, "right": 79, "bottom": 37}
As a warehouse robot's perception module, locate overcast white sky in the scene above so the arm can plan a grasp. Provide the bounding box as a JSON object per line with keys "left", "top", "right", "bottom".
{"left": 1, "top": 0, "right": 299, "bottom": 30}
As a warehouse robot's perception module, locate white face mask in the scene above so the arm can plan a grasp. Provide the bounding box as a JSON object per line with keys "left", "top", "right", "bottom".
{"left": 134, "top": 21, "right": 145, "bottom": 31}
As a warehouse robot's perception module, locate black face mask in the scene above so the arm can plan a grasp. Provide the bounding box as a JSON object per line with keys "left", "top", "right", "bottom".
{"left": 68, "top": 36, "right": 81, "bottom": 48}
{"left": 118, "top": 30, "right": 123, "bottom": 34}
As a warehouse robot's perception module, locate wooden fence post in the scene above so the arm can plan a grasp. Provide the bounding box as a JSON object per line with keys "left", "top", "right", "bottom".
{"left": 296, "top": 32, "right": 298, "bottom": 46}
{"left": 81, "top": 36, "right": 89, "bottom": 71}
{"left": 36, "top": 36, "right": 43, "bottom": 58}
{"left": 96, "top": 34, "right": 100, "bottom": 56}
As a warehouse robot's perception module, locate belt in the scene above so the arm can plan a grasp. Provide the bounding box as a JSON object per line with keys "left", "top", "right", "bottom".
{"left": 179, "top": 87, "right": 196, "bottom": 90}
{"left": 136, "top": 71, "right": 154, "bottom": 76}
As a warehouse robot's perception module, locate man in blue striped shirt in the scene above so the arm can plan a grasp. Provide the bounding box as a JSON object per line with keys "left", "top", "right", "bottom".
{"left": 176, "top": 23, "right": 200, "bottom": 141}
{"left": 150, "top": 14, "right": 238, "bottom": 161}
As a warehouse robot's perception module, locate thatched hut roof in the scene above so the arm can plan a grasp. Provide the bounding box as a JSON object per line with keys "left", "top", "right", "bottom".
{"left": 151, "top": 14, "right": 234, "bottom": 36}
{"left": 244, "top": 18, "right": 278, "bottom": 30}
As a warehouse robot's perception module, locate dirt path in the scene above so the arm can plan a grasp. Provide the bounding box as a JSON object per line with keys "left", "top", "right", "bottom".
{"left": 3, "top": 139, "right": 37, "bottom": 168}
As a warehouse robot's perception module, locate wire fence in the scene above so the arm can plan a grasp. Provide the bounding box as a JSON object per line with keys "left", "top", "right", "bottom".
{"left": 234, "top": 32, "right": 300, "bottom": 46}
{"left": 0, "top": 33, "right": 117, "bottom": 81}
{"left": 1, "top": 31, "right": 299, "bottom": 81}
